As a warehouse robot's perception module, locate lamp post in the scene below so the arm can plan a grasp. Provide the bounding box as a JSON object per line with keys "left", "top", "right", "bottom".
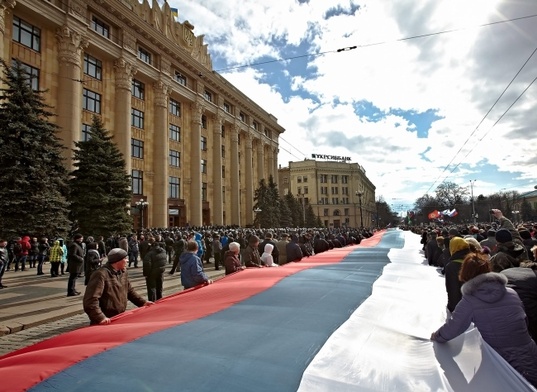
{"left": 356, "top": 191, "right": 363, "bottom": 228}
{"left": 135, "top": 198, "right": 148, "bottom": 230}
{"left": 253, "top": 207, "right": 261, "bottom": 228}
{"left": 470, "top": 179, "right": 476, "bottom": 224}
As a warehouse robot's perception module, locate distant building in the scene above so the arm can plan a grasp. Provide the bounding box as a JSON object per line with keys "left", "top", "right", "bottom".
{"left": 278, "top": 159, "right": 376, "bottom": 228}
{"left": 4, "top": 0, "right": 284, "bottom": 228}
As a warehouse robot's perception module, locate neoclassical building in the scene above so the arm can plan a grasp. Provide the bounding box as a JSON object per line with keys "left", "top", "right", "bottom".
{"left": 278, "top": 158, "right": 376, "bottom": 228}
{"left": 2, "top": 0, "right": 284, "bottom": 228}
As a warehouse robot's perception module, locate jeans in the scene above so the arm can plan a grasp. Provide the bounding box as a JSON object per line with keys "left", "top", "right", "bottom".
{"left": 36, "top": 254, "right": 46, "bottom": 274}
{"left": 14, "top": 255, "right": 27, "bottom": 271}
{"left": 50, "top": 262, "right": 60, "bottom": 277}
{"left": 67, "top": 272, "right": 78, "bottom": 294}
{"left": 145, "top": 270, "right": 164, "bottom": 302}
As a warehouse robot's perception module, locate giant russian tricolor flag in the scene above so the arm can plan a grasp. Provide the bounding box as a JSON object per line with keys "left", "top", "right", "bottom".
{"left": 0, "top": 229, "right": 534, "bottom": 391}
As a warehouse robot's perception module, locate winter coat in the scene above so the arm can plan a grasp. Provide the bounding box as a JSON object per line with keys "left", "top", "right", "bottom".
{"left": 179, "top": 252, "right": 209, "bottom": 289}
{"left": 313, "top": 236, "right": 330, "bottom": 254}
{"left": 260, "top": 243, "right": 278, "bottom": 267}
{"left": 500, "top": 267, "right": 537, "bottom": 341}
{"left": 17, "top": 236, "right": 31, "bottom": 256}
{"left": 258, "top": 239, "right": 279, "bottom": 264}
{"left": 242, "top": 245, "right": 262, "bottom": 268}
{"left": 490, "top": 242, "right": 528, "bottom": 272}
{"left": 445, "top": 248, "right": 470, "bottom": 312}
{"left": 433, "top": 272, "right": 537, "bottom": 387}
{"left": 84, "top": 249, "right": 101, "bottom": 285}
{"left": 143, "top": 245, "right": 167, "bottom": 277}
{"left": 275, "top": 239, "right": 289, "bottom": 264}
{"left": 67, "top": 241, "right": 85, "bottom": 274}
{"left": 286, "top": 235, "right": 303, "bottom": 263}
{"left": 224, "top": 250, "right": 242, "bottom": 275}
{"left": 83, "top": 264, "right": 147, "bottom": 325}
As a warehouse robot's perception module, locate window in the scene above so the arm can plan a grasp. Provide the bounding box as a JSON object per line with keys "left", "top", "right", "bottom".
{"left": 297, "top": 177, "right": 302, "bottom": 183}
{"left": 331, "top": 187, "right": 339, "bottom": 194}
{"left": 132, "top": 170, "right": 143, "bottom": 195}
{"left": 131, "top": 139, "right": 144, "bottom": 159}
{"left": 201, "top": 159, "right": 207, "bottom": 174}
{"left": 91, "top": 16, "right": 109, "bottom": 38}
{"left": 15, "top": 61, "right": 39, "bottom": 90}
{"left": 174, "top": 71, "right": 186, "bottom": 86}
{"left": 344, "top": 208, "right": 349, "bottom": 216}
{"left": 82, "top": 89, "right": 101, "bottom": 113}
{"left": 221, "top": 125, "right": 225, "bottom": 138}
{"left": 303, "top": 176, "right": 308, "bottom": 183}
{"left": 169, "top": 99, "right": 181, "bottom": 116}
{"left": 202, "top": 182, "right": 207, "bottom": 201}
{"left": 222, "top": 165, "right": 226, "bottom": 178}
{"left": 265, "top": 128, "right": 271, "bottom": 138}
{"left": 332, "top": 198, "right": 339, "bottom": 205}
{"left": 283, "top": 177, "right": 288, "bottom": 184}
{"left": 297, "top": 187, "right": 302, "bottom": 195}
{"left": 320, "top": 174, "right": 328, "bottom": 183}
{"left": 169, "top": 124, "right": 180, "bottom": 141}
{"left": 304, "top": 186, "right": 309, "bottom": 194}
{"left": 342, "top": 197, "right": 349, "bottom": 204}
{"left": 83, "top": 53, "right": 102, "bottom": 80}
{"left": 131, "top": 108, "right": 144, "bottom": 129}
{"left": 252, "top": 121, "right": 258, "bottom": 130}
{"left": 223, "top": 102, "right": 231, "bottom": 113}
{"left": 320, "top": 186, "right": 328, "bottom": 195}
{"left": 81, "top": 123, "right": 91, "bottom": 141}
{"left": 201, "top": 136, "right": 207, "bottom": 151}
{"left": 221, "top": 146, "right": 225, "bottom": 158}
{"left": 169, "top": 176, "right": 180, "bottom": 199}
{"left": 169, "top": 150, "right": 180, "bottom": 167}
{"left": 331, "top": 175, "right": 338, "bottom": 183}
{"left": 239, "top": 112, "right": 245, "bottom": 122}
{"left": 131, "top": 79, "right": 144, "bottom": 99}
{"left": 342, "top": 175, "right": 349, "bottom": 184}
{"left": 201, "top": 115, "right": 207, "bottom": 129}
{"left": 342, "top": 187, "right": 349, "bottom": 195}
{"left": 12, "top": 17, "right": 40, "bottom": 51}
{"left": 138, "top": 47, "right": 151, "bottom": 64}
{"left": 324, "top": 209, "right": 329, "bottom": 216}
{"left": 334, "top": 210, "right": 341, "bottom": 216}
{"left": 204, "top": 90, "right": 212, "bottom": 102}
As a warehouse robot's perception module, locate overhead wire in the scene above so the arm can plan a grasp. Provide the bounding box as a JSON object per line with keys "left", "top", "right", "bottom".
{"left": 425, "top": 44, "right": 537, "bottom": 194}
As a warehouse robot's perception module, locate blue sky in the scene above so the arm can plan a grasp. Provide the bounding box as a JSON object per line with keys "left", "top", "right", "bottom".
{"left": 165, "top": 0, "right": 537, "bottom": 210}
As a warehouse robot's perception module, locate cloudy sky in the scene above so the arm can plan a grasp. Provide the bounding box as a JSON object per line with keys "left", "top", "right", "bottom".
{"left": 164, "top": 0, "right": 537, "bottom": 211}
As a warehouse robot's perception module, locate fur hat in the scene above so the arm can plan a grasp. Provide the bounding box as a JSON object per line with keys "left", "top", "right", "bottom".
{"left": 107, "top": 248, "right": 128, "bottom": 264}
{"left": 495, "top": 228, "right": 512, "bottom": 244}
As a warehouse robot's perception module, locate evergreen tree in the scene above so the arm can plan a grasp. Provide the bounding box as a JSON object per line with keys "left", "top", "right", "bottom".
{"left": 0, "top": 60, "right": 70, "bottom": 238}
{"left": 253, "top": 175, "right": 283, "bottom": 228}
{"left": 69, "top": 116, "right": 132, "bottom": 236}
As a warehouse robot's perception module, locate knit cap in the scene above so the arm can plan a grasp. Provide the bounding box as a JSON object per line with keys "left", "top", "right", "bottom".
{"left": 107, "top": 248, "right": 128, "bottom": 263}
{"left": 495, "top": 229, "right": 512, "bottom": 244}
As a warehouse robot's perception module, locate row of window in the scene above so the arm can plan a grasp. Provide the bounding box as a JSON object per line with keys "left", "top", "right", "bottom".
{"left": 132, "top": 170, "right": 210, "bottom": 201}
{"left": 323, "top": 209, "right": 350, "bottom": 216}
{"left": 319, "top": 198, "right": 351, "bottom": 205}
{"left": 320, "top": 175, "right": 349, "bottom": 184}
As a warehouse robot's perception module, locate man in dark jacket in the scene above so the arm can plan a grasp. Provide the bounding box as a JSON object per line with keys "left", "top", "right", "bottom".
{"left": 286, "top": 234, "right": 303, "bottom": 263}
{"left": 143, "top": 239, "right": 167, "bottom": 301}
{"left": 67, "top": 233, "right": 85, "bottom": 296}
{"left": 445, "top": 237, "right": 470, "bottom": 312}
{"left": 83, "top": 248, "right": 151, "bottom": 325}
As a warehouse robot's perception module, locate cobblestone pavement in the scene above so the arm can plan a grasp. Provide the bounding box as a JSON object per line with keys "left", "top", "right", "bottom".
{"left": 0, "top": 265, "right": 225, "bottom": 356}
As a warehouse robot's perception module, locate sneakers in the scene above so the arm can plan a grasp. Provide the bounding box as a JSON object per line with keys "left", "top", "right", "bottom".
{"left": 67, "top": 291, "right": 81, "bottom": 297}
{"left": 0, "top": 284, "right": 7, "bottom": 289}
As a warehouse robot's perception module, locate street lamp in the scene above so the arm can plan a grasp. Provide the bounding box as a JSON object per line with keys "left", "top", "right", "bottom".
{"left": 356, "top": 191, "right": 363, "bottom": 228}
{"left": 253, "top": 207, "right": 261, "bottom": 228}
{"left": 470, "top": 180, "right": 476, "bottom": 224}
{"left": 135, "top": 198, "right": 148, "bottom": 230}
{"left": 297, "top": 191, "right": 306, "bottom": 226}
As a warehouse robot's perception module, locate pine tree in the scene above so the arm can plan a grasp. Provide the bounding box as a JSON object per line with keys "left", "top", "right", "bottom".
{"left": 0, "top": 60, "right": 70, "bottom": 238}
{"left": 69, "top": 115, "right": 132, "bottom": 236}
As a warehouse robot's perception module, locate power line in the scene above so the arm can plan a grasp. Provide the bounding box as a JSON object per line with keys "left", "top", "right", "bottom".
{"left": 214, "top": 14, "right": 537, "bottom": 73}
{"left": 425, "top": 44, "right": 537, "bottom": 194}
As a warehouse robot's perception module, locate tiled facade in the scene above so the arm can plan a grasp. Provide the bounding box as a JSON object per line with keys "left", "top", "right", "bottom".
{"left": 278, "top": 159, "right": 376, "bottom": 228}
{"left": 3, "top": 0, "right": 284, "bottom": 228}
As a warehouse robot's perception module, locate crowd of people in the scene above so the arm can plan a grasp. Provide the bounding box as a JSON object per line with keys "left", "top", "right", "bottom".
{"left": 424, "top": 209, "right": 537, "bottom": 387}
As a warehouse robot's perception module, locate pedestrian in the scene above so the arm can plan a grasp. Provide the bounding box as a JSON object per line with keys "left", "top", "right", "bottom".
{"left": 242, "top": 235, "right": 263, "bottom": 268}
{"left": 48, "top": 240, "right": 63, "bottom": 277}
{"left": 0, "top": 239, "right": 8, "bottom": 288}
{"left": 276, "top": 233, "right": 289, "bottom": 265}
{"left": 179, "top": 241, "right": 212, "bottom": 289}
{"left": 286, "top": 234, "right": 303, "bottom": 263}
{"left": 143, "top": 238, "right": 167, "bottom": 301}
{"left": 36, "top": 237, "right": 49, "bottom": 276}
{"left": 58, "top": 238, "right": 67, "bottom": 275}
{"left": 84, "top": 242, "right": 102, "bottom": 285}
{"left": 224, "top": 242, "right": 244, "bottom": 275}
{"left": 260, "top": 243, "right": 279, "bottom": 267}
{"left": 83, "top": 248, "right": 153, "bottom": 325}
{"left": 28, "top": 237, "right": 38, "bottom": 268}
{"left": 258, "top": 231, "right": 279, "bottom": 265}
{"left": 212, "top": 233, "right": 223, "bottom": 270}
{"left": 128, "top": 234, "right": 139, "bottom": 268}
{"left": 67, "top": 233, "right": 85, "bottom": 296}
{"left": 13, "top": 236, "right": 30, "bottom": 272}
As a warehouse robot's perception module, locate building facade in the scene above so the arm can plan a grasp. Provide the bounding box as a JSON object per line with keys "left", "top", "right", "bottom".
{"left": 278, "top": 159, "right": 376, "bottom": 228}
{"left": 2, "top": 0, "right": 284, "bottom": 228}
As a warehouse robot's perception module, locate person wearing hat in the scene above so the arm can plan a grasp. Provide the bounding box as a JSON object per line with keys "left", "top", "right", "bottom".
{"left": 67, "top": 233, "right": 85, "bottom": 297}
{"left": 480, "top": 229, "right": 497, "bottom": 255}
{"left": 445, "top": 237, "right": 471, "bottom": 313}
{"left": 490, "top": 228, "right": 528, "bottom": 272}
{"left": 83, "top": 248, "right": 153, "bottom": 325}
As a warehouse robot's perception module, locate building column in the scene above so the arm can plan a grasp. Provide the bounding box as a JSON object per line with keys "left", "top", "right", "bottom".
{"left": 257, "top": 139, "right": 265, "bottom": 183}
{"left": 245, "top": 132, "right": 254, "bottom": 225}
{"left": 56, "top": 25, "right": 88, "bottom": 169}
{"left": 212, "top": 114, "right": 224, "bottom": 225}
{"left": 267, "top": 145, "right": 274, "bottom": 180}
{"left": 113, "top": 57, "right": 137, "bottom": 175}
{"left": 152, "top": 79, "right": 170, "bottom": 228}
{"left": 273, "top": 147, "right": 279, "bottom": 179}
{"left": 230, "top": 124, "right": 241, "bottom": 225}
{"left": 190, "top": 101, "right": 204, "bottom": 226}
{"left": 0, "top": 0, "right": 16, "bottom": 62}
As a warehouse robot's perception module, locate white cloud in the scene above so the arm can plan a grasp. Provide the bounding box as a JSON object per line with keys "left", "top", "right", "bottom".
{"left": 169, "top": 0, "right": 537, "bottom": 207}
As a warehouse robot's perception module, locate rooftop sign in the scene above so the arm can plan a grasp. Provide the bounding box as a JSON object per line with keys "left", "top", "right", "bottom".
{"left": 312, "top": 154, "right": 351, "bottom": 161}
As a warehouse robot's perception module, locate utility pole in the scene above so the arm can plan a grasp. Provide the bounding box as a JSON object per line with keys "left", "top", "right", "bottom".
{"left": 470, "top": 180, "right": 476, "bottom": 224}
